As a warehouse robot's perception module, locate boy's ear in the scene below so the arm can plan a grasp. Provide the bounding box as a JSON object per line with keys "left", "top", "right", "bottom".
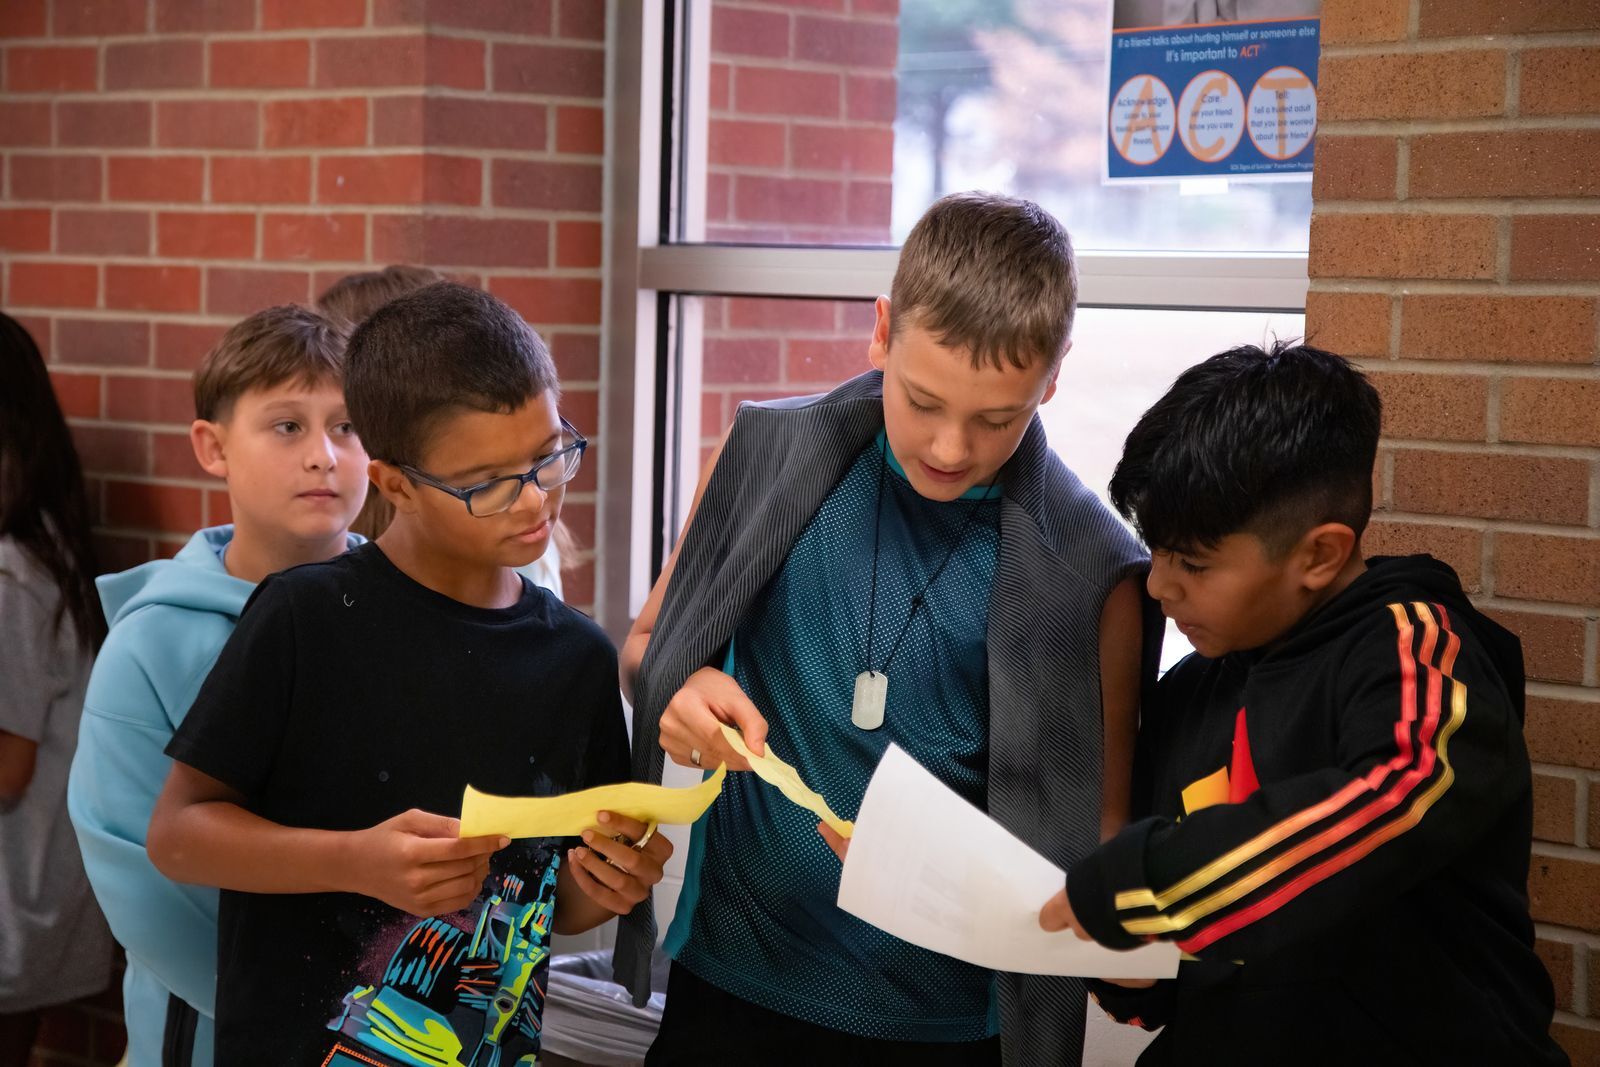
{"left": 1296, "top": 522, "right": 1359, "bottom": 592}
{"left": 1039, "top": 339, "right": 1070, "bottom": 405}
{"left": 867, "top": 295, "right": 892, "bottom": 372}
{"left": 369, "top": 459, "right": 421, "bottom": 514}
{"left": 189, "top": 419, "right": 229, "bottom": 479}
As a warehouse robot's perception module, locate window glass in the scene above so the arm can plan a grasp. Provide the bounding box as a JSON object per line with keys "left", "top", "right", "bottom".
{"left": 692, "top": 0, "right": 1313, "bottom": 251}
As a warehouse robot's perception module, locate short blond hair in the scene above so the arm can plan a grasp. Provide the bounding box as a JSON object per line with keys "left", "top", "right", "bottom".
{"left": 890, "top": 192, "right": 1077, "bottom": 371}
{"left": 193, "top": 305, "right": 346, "bottom": 423}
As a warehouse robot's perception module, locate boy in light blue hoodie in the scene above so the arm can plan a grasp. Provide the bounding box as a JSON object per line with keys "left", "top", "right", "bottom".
{"left": 68, "top": 306, "right": 369, "bottom": 1067}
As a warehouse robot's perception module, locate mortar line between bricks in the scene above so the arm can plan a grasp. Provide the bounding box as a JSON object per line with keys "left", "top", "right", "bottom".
{"left": 1527, "top": 681, "right": 1600, "bottom": 703}
{"left": 1576, "top": 773, "right": 1592, "bottom": 851}
{"left": 1497, "top": 214, "right": 1513, "bottom": 285}
{"left": 1575, "top": 951, "right": 1592, "bottom": 1019}
{"left": 1486, "top": 371, "right": 1502, "bottom": 443}
{"left": 423, "top": 86, "right": 625, "bottom": 104}
{"left": 1406, "top": 0, "right": 1419, "bottom": 39}
{"left": 1474, "top": 596, "right": 1600, "bottom": 620}
{"left": 1534, "top": 764, "right": 1594, "bottom": 782}
{"left": 1308, "top": 278, "right": 1600, "bottom": 297}
{"left": 1507, "top": 47, "right": 1522, "bottom": 121}
{"left": 42, "top": 147, "right": 618, "bottom": 165}
{"left": 1356, "top": 360, "right": 1600, "bottom": 381}
{"left": 45, "top": 196, "right": 615, "bottom": 218}
{"left": 44, "top": 86, "right": 617, "bottom": 107}
{"left": 14, "top": 259, "right": 606, "bottom": 278}
{"left": 21, "top": 207, "right": 617, "bottom": 228}
{"left": 1590, "top": 463, "right": 1600, "bottom": 529}
{"left": 98, "top": 525, "right": 218, "bottom": 542}
{"left": 709, "top": 0, "right": 898, "bottom": 19}
{"left": 1478, "top": 519, "right": 1496, "bottom": 597}
{"left": 1321, "top": 29, "right": 1600, "bottom": 57}
{"left": 1380, "top": 510, "right": 1600, "bottom": 539}
{"left": 41, "top": 27, "right": 610, "bottom": 47}
{"left": 1586, "top": 618, "right": 1600, "bottom": 688}
{"left": 1538, "top": 924, "right": 1600, "bottom": 950}
{"left": 1554, "top": 1010, "right": 1600, "bottom": 1032}
{"left": 1394, "top": 136, "right": 1408, "bottom": 201}
{"left": 1531, "top": 840, "right": 1600, "bottom": 862}
{"left": 35, "top": 318, "right": 603, "bottom": 335}
{"left": 1314, "top": 199, "right": 1600, "bottom": 215}
{"left": 1383, "top": 439, "right": 1599, "bottom": 460}
{"left": 1319, "top": 116, "right": 1600, "bottom": 135}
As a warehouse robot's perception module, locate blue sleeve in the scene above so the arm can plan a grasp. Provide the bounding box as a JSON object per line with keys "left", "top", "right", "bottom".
{"left": 68, "top": 621, "right": 219, "bottom": 1018}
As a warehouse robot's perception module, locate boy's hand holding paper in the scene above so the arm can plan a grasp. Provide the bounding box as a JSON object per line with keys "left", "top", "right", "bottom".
{"left": 459, "top": 764, "right": 727, "bottom": 839}
{"left": 838, "top": 744, "right": 1179, "bottom": 980}
{"left": 659, "top": 666, "right": 769, "bottom": 772}
{"left": 567, "top": 809, "right": 675, "bottom": 918}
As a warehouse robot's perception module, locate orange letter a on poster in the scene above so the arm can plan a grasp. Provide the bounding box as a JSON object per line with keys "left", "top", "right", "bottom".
{"left": 1119, "top": 77, "right": 1167, "bottom": 158}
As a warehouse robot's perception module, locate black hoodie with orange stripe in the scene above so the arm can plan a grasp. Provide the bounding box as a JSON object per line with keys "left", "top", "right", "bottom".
{"left": 1068, "top": 555, "right": 1565, "bottom": 1065}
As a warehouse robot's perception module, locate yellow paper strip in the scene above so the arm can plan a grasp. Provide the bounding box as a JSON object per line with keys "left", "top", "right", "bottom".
{"left": 460, "top": 763, "right": 728, "bottom": 839}
{"left": 721, "top": 724, "right": 854, "bottom": 838}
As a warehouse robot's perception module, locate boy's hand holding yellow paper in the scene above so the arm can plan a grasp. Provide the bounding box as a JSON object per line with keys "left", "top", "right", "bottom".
{"left": 720, "top": 724, "right": 854, "bottom": 838}
{"left": 460, "top": 727, "right": 852, "bottom": 842}
{"left": 460, "top": 764, "right": 727, "bottom": 839}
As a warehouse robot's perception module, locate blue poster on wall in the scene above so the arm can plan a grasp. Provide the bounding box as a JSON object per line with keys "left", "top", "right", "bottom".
{"left": 1105, "top": 2, "right": 1321, "bottom": 183}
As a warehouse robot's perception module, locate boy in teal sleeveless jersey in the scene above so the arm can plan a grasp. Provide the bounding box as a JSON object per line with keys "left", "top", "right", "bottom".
{"left": 621, "top": 193, "right": 1159, "bottom": 1065}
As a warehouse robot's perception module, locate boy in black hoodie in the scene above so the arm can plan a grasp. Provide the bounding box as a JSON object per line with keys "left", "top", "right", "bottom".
{"left": 1040, "top": 342, "right": 1565, "bottom": 1065}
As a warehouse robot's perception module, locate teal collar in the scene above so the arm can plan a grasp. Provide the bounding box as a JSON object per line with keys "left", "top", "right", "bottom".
{"left": 877, "top": 431, "right": 1001, "bottom": 502}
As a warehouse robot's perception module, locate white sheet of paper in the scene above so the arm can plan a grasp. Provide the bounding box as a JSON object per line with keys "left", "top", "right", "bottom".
{"left": 837, "top": 744, "right": 1181, "bottom": 980}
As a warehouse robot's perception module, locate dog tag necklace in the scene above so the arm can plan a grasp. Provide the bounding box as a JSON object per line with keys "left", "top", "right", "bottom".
{"left": 853, "top": 437, "right": 999, "bottom": 731}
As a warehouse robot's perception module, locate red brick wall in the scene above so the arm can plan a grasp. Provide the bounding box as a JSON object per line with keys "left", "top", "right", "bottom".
{"left": 698, "top": 0, "right": 898, "bottom": 449}
{"left": 3, "top": 0, "right": 605, "bottom": 613}
{"left": 2, "top": 2, "right": 605, "bottom": 1062}
{"left": 1309, "top": 2, "right": 1600, "bottom": 1059}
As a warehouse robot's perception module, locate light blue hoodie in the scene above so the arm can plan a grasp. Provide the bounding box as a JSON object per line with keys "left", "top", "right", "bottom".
{"left": 68, "top": 526, "right": 360, "bottom": 1067}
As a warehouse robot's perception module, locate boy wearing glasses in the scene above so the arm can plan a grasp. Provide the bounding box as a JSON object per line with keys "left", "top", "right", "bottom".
{"left": 147, "top": 284, "right": 666, "bottom": 1067}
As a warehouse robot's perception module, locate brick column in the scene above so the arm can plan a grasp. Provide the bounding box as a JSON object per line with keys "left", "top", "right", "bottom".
{"left": 1309, "top": 3, "right": 1600, "bottom": 1058}
{"left": 2, "top": 2, "right": 605, "bottom": 1061}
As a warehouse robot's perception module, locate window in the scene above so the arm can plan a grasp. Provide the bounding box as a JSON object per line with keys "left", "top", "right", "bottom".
{"left": 600, "top": 0, "right": 1311, "bottom": 641}
{"left": 682, "top": 0, "right": 1311, "bottom": 251}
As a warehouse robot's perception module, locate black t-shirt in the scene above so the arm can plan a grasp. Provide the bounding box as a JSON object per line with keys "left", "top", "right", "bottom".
{"left": 166, "top": 542, "right": 630, "bottom": 1067}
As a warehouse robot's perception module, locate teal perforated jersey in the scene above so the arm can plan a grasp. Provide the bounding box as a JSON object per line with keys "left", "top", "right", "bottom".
{"left": 666, "top": 434, "right": 1001, "bottom": 1041}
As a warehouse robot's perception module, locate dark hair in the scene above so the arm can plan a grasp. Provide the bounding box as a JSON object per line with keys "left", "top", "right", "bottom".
{"left": 194, "top": 305, "right": 347, "bottom": 423}
{"left": 1109, "top": 340, "right": 1382, "bottom": 558}
{"left": 345, "top": 283, "right": 559, "bottom": 467}
{"left": 316, "top": 265, "right": 447, "bottom": 332}
{"left": 891, "top": 191, "right": 1077, "bottom": 371}
{"left": 0, "top": 313, "right": 105, "bottom": 650}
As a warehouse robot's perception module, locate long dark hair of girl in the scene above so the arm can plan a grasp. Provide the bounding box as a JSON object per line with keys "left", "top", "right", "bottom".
{"left": 0, "top": 312, "right": 106, "bottom": 650}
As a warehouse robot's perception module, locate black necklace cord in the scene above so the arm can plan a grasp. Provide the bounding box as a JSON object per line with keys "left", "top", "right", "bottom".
{"left": 863, "top": 436, "right": 1000, "bottom": 677}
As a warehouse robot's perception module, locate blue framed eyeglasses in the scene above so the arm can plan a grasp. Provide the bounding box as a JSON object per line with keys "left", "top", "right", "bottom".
{"left": 400, "top": 418, "right": 587, "bottom": 517}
